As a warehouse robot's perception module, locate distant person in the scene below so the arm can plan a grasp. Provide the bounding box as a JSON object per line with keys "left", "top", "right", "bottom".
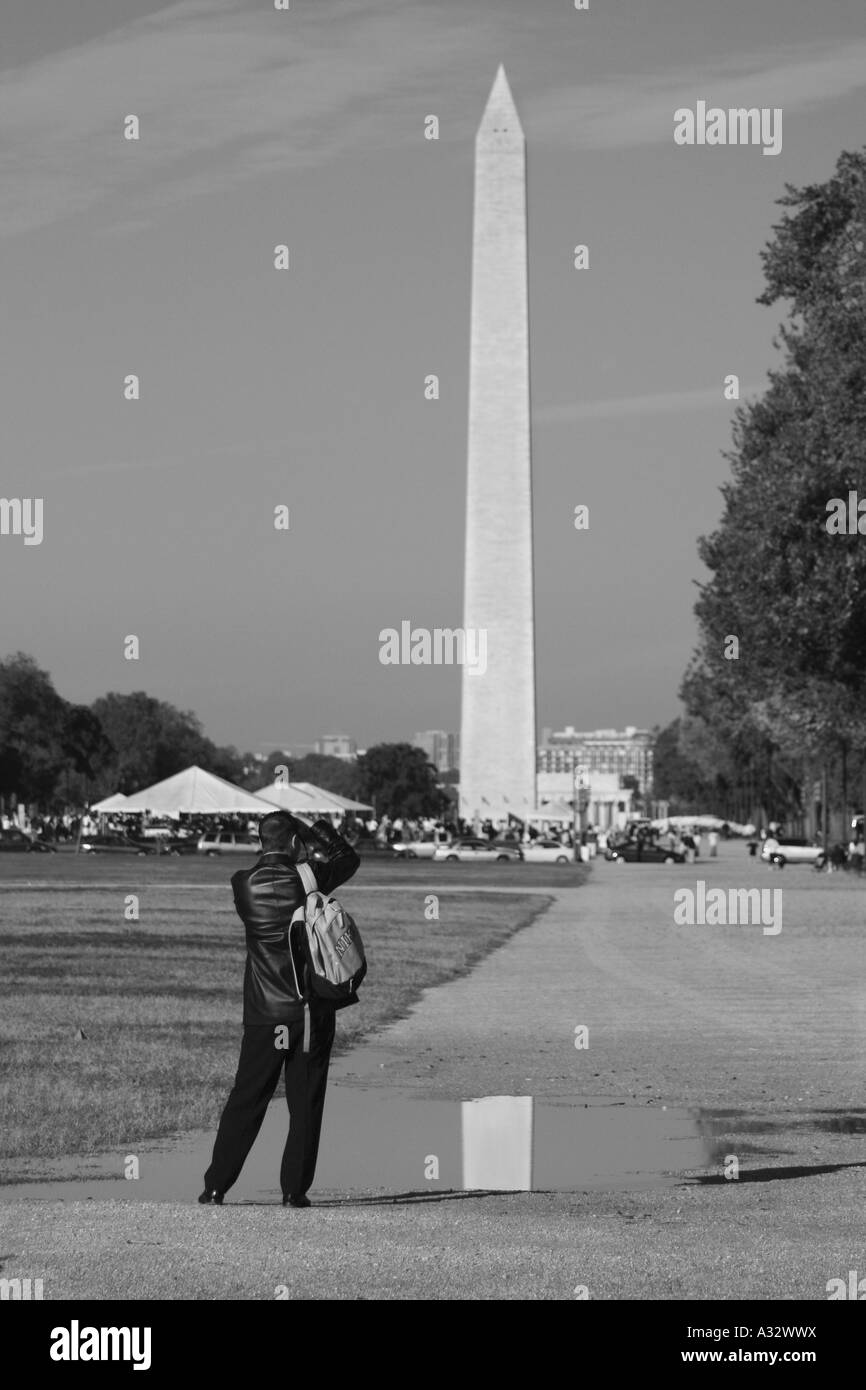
{"left": 708, "top": 829, "right": 719, "bottom": 858}
{"left": 199, "top": 811, "right": 360, "bottom": 1209}
{"left": 847, "top": 834, "right": 861, "bottom": 874}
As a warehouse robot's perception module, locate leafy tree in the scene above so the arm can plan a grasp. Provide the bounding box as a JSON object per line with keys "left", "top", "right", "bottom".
{"left": 652, "top": 718, "right": 715, "bottom": 810}
{"left": 0, "top": 653, "right": 68, "bottom": 804}
{"left": 91, "top": 692, "right": 241, "bottom": 794}
{"left": 356, "top": 742, "right": 443, "bottom": 817}
{"left": 682, "top": 149, "right": 866, "bottom": 831}
{"left": 284, "top": 753, "right": 362, "bottom": 800}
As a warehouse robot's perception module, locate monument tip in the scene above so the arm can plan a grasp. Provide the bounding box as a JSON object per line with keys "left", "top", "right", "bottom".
{"left": 478, "top": 63, "right": 523, "bottom": 139}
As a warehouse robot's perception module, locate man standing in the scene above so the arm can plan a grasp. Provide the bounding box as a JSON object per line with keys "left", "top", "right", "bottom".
{"left": 199, "top": 810, "right": 360, "bottom": 1208}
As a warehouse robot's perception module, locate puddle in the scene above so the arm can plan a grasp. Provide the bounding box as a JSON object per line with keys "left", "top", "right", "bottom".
{"left": 0, "top": 1057, "right": 711, "bottom": 1201}
{"left": 697, "top": 1109, "right": 866, "bottom": 1139}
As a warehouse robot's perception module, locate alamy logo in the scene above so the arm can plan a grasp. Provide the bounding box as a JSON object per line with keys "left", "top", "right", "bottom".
{"left": 826, "top": 493, "right": 866, "bottom": 534}
{"left": 50, "top": 1321, "right": 152, "bottom": 1371}
{"left": 674, "top": 102, "right": 782, "bottom": 156}
{"left": 379, "top": 621, "right": 487, "bottom": 675}
{"left": 827, "top": 1270, "right": 866, "bottom": 1299}
{"left": 674, "top": 881, "right": 782, "bottom": 935}
{"left": 0, "top": 497, "right": 43, "bottom": 545}
{"left": 0, "top": 1276, "right": 43, "bottom": 1300}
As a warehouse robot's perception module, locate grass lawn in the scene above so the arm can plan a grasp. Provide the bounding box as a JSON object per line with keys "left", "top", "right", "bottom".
{"left": 0, "top": 877, "right": 552, "bottom": 1164}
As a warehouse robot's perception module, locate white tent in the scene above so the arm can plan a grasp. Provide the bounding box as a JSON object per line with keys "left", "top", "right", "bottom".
{"left": 119, "top": 766, "right": 273, "bottom": 817}
{"left": 292, "top": 782, "right": 373, "bottom": 814}
{"left": 90, "top": 792, "right": 130, "bottom": 813}
{"left": 253, "top": 782, "right": 340, "bottom": 815}
{"left": 253, "top": 781, "right": 374, "bottom": 815}
{"left": 652, "top": 814, "right": 726, "bottom": 830}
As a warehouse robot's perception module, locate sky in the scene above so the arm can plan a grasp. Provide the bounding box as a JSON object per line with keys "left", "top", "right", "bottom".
{"left": 0, "top": 0, "right": 864, "bottom": 753}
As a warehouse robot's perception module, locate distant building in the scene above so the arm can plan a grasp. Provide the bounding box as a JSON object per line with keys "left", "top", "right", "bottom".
{"left": 413, "top": 730, "right": 460, "bottom": 774}
{"left": 314, "top": 734, "right": 357, "bottom": 761}
{"left": 536, "top": 725, "right": 654, "bottom": 830}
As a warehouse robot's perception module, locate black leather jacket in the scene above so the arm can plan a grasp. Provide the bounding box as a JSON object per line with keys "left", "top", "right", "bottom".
{"left": 231, "top": 820, "right": 360, "bottom": 1024}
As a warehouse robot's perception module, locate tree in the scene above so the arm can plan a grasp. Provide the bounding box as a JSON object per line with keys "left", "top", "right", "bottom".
{"left": 682, "top": 149, "right": 866, "bottom": 832}
{"left": 652, "top": 718, "right": 715, "bottom": 811}
{"left": 356, "top": 743, "right": 443, "bottom": 817}
{"left": 58, "top": 704, "right": 114, "bottom": 804}
{"left": 0, "top": 653, "right": 69, "bottom": 804}
{"left": 91, "top": 692, "right": 242, "bottom": 794}
{"left": 284, "top": 753, "right": 362, "bottom": 800}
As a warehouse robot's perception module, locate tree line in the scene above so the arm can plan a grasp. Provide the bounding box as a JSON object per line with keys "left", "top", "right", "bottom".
{"left": 0, "top": 652, "right": 447, "bottom": 818}
{"left": 654, "top": 149, "right": 866, "bottom": 836}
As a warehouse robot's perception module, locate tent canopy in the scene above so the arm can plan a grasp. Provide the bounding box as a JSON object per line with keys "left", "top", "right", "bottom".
{"left": 292, "top": 782, "right": 373, "bottom": 814}
{"left": 253, "top": 781, "right": 373, "bottom": 815}
{"left": 90, "top": 792, "right": 130, "bottom": 813}
{"left": 652, "top": 814, "right": 726, "bottom": 829}
{"left": 119, "top": 766, "right": 272, "bottom": 816}
{"left": 253, "top": 782, "right": 340, "bottom": 815}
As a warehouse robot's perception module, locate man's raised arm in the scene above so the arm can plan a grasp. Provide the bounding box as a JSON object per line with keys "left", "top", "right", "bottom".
{"left": 302, "top": 818, "right": 360, "bottom": 895}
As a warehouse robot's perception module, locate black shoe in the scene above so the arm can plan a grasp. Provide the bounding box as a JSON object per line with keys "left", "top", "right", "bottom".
{"left": 198, "top": 1189, "right": 224, "bottom": 1205}
{"left": 282, "top": 1194, "right": 311, "bottom": 1208}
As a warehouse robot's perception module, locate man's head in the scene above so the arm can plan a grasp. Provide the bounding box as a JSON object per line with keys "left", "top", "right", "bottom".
{"left": 258, "top": 811, "right": 306, "bottom": 861}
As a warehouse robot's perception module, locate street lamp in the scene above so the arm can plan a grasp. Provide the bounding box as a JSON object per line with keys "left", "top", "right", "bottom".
{"left": 572, "top": 758, "right": 589, "bottom": 846}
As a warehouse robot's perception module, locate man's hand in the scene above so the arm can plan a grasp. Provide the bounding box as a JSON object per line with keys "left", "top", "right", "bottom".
{"left": 282, "top": 812, "right": 314, "bottom": 837}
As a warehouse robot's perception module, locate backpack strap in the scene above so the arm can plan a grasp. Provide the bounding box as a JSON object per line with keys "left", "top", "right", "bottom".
{"left": 295, "top": 862, "right": 317, "bottom": 1054}
{"left": 296, "top": 862, "right": 318, "bottom": 896}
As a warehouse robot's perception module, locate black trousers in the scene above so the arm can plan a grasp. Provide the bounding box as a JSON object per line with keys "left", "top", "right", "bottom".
{"left": 204, "top": 1009, "right": 336, "bottom": 1198}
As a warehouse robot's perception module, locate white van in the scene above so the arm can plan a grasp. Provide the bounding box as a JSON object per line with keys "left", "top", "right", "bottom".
{"left": 197, "top": 831, "right": 260, "bottom": 857}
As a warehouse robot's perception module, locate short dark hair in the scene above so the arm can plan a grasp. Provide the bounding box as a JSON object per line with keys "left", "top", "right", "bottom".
{"left": 259, "top": 812, "right": 297, "bottom": 854}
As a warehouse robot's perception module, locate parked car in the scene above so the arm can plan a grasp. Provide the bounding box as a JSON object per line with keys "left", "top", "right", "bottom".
{"left": 350, "top": 838, "right": 400, "bottom": 858}
{"left": 197, "top": 831, "right": 261, "bottom": 857}
{"left": 760, "top": 836, "right": 825, "bottom": 868}
{"left": 606, "top": 839, "right": 685, "bottom": 865}
{"left": 520, "top": 838, "right": 575, "bottom": 864}
{"left": 391, "top": 838, "right": 439, "bottom": 859}
{"left": 79, "top": 833, "right": 155, "bottom": 856}
{"left": 0, "top": 828, "right": 57, "bottom": 853}
{"left": 433, "top": 837, "right": 523, "bottom": 863}
{"left": 159, "top": 835, "right": 201, "bottom": 856}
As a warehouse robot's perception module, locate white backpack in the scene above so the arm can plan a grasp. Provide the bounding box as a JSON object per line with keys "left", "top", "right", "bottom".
{"left": 290, "top": 862, "right": 367, "bottom": 1051}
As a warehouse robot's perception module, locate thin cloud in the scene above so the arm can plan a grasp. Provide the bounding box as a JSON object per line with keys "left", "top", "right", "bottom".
{"left": 526, "top": 41, "right": 866, "bottom": 149}
{"left": 0, "top": 0, "right": 477, "bottom": 237}
{"left": 1, "top": 0, "right": 864, "bottom": 238}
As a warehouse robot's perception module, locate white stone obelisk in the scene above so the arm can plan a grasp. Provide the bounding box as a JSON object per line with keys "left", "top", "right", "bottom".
{"left": 459, "top": 66, "right": 536, "bottom": 825}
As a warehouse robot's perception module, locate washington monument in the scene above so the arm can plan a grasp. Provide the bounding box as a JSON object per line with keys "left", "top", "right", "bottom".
{"left": 459, "top": 66, "right": 537, "bottom": 824}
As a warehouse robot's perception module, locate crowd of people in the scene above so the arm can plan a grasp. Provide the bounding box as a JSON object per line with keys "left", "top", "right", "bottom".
{"left": 2, "top": 807, "right": 590, "bottom": 850}
{"left": 1, "top": 810, "right": 82, "bottom": 842}
{"left": 617, "top": 823, "right": 723, "bottom": 862}
{"left": 336, "top": 812, "right": 585, "bottom": 849}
